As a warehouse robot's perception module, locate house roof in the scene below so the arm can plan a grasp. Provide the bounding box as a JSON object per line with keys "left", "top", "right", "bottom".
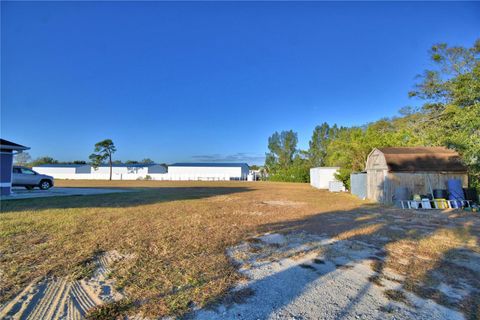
{"left": 0, "top": 139, "right": 29, "bottom": 151}
{"left": 377, "top": 147, "right": 467, "bottom": 172}
{"left": 170, "top": 163, "right": 249, "bottom": 168}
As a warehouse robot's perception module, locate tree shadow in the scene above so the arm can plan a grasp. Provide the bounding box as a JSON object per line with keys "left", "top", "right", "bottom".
{"left": 415, "top": 246, "right": 480, "bottom": 319}
{"left": 195, "top": 205, "right": 480, "bottom": 319}
{"left": 0, "top": 187, "right": 253, "bottom": 213}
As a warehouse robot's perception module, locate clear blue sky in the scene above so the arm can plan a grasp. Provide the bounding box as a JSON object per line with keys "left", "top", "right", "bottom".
{"left": 2, "top": 2, "right": 479, "bottom": 165}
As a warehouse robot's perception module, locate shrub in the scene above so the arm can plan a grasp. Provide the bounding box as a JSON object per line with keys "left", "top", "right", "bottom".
{"left": 334, "top": 168, "right": 352, "bottom": 191}
{"left": 269, "top": 165, "right": 310, "bottom": 183}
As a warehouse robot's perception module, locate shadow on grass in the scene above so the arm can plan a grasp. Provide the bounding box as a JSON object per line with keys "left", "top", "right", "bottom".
{"left": 193, "top": 205, "right": 480, "bottom": 319}
{"left": 0, "top": 187, "right": 253, "bottom": 213}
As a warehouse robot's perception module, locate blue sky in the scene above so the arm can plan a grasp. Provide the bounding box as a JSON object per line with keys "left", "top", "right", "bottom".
{"left": 2, "top": 2, "right": 479, "bottom": 165}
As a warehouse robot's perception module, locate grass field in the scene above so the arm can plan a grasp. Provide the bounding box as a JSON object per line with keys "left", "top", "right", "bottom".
{"left": 1, "top": 180, "right": 479, "bottom": 319}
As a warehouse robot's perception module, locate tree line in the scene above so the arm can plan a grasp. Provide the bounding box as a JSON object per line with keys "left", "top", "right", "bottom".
{"left": 265, "top": 40, "right": 480, "bottom": 189}
{"left": 15, "top": 153, "right": 155, "bottom": 168}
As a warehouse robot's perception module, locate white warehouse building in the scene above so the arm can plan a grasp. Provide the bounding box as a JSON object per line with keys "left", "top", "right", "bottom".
{"left": 32, "top": 164, "right": 92, "bottom": 179}
{"left": 165, "top": 163, "right": 250, "bottom": 181}
{"left": 90, "top": 163, "right": 166, "bottom": 180}
{"left": 33, "top": 163, "right": 167, "bottom": 180}
{"left": 32, "top": 163, "right": 249, "bottom": 181}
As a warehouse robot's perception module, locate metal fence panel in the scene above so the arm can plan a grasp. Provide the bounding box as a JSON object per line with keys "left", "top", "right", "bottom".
{"left": 351, "top": 172, "right": 367, "bottom": 199}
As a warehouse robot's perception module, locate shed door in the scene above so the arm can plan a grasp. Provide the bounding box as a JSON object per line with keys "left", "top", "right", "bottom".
{"left": 369, "top": 170, "right": 385, "bottom": 202}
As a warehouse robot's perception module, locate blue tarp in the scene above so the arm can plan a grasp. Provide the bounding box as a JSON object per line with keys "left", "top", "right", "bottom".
{"left": 447, "top": 179, "right": 465, "bottom": 208}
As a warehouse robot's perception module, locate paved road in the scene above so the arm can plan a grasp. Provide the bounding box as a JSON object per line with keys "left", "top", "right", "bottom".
{"left": 2, "top": 187, "right": 130, "bottom": 200}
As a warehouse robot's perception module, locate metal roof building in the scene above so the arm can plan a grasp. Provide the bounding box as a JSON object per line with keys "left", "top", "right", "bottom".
{"left": 167, "top": 163, "right": 249, "bottom": 180}
{"left": 33, "top": 163, "right": 167, "bottom": 180}
{"left": 31, "top": 162, "right": 250, "bottom": 181}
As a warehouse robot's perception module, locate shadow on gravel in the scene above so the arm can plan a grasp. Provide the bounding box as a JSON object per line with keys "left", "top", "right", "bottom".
{"left": 194, "top": 205, "right": 480, "bottom": 319}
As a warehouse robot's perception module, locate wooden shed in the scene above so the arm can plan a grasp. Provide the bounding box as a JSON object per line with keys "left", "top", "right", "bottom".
{"left": 366, "top": 147, "right": 468, "bottom": 204}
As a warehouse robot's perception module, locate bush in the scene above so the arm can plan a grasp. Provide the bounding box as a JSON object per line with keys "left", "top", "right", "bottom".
{"left": 269, "top": 165, "right": 310, "bottom": 183}
{"left": 334, "top": 168, "right": 352, "bottom": 191}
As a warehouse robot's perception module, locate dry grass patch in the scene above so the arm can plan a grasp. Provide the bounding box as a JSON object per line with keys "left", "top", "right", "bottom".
{"left": 2, "top": 181, "right": 479, "bottom": 318}
{"left": 335, "top": 223, "right": 384, "bottom": 240}
{"left": 383, "top": 227, "right": 477, "bottom": 281}
{"left": 0, "top": 181, "right": 364, "bottom": 318}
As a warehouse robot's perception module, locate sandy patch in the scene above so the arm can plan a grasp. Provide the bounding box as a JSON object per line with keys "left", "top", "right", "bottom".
{"left": 0, "top": 251, "right": 128, "bottom": 320}
{"left": 262, "top": 200, "right": 305, "bottom": 207}
{"left": 257, "top": 233, "right": 287, "bottom": 245}
{"left": 208, "top": 195, "right": 241, "bottom": 202}
{"left": 193, "top": 233, "right": 465, "bottom": 320}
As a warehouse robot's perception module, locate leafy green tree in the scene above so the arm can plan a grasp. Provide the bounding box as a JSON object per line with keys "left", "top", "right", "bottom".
{"left": 13, "top": 152, "right": 31, "bottom": 166}
{"left": 334, "top": 168, "right": 352, "bottom": 191}
{"left": 264, "top": 130, "right": 311, "bottom": 182}
{"left": 89, "top": 139, "right": 117, "bottom": 180}
{"left": 269, "top": 155, "right": 310, "bottom": 183}
{"left": 410, "top": 39, "right": 480, "bottom": 187}
{"left": 125, "top": 160, "right": 139, "bottom": 164}
{"left": 140, "top": 158, "right": 155, "bottom": 164}
{"left": 265, "top": 130, "right": 298, "bottom": 172}
{"left": 31, "top": 156, "right": 58, "bottom": 167}
{"left": 325, "top": 127, "right": 368, "bottom": 171}
{"left": 308, "top": 122, "right": 333, "bottom": 167}
{"left": 264, "top": 40, "right": 479, "bottom": 189}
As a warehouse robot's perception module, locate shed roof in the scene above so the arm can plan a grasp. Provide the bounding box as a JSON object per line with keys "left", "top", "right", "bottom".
{"left": 170, "top": 163, "right": 249, "bottom": 168}
{"left": 0, "top": 139, "right": 29, "bottom": 151}
{"left": 376, "top": 147, "right": 467, "bottom": 173}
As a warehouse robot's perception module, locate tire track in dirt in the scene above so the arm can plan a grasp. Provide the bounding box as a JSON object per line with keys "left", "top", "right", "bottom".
{"left": 0, "top": 251, "right": 127, "bottom": 320}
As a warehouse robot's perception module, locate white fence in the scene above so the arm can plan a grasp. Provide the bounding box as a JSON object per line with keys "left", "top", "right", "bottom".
{"left": 34, "top": 165, "right": 249, "bottom": 181}
{"left": 35, "top": 173, "right": 247, "bottom": 181}
{"left": 149, "top": 174, "right": 243, "bottom": 181}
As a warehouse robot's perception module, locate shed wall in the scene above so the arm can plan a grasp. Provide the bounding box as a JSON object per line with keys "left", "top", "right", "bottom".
{"left": 383, "top": 172, "right": 468, "bottom": 203}
{"left": 367, "top": 169, "right": 387, "bottom": 202}
{"left": 366, "top": 149, "right": 388, "bottom": 170}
